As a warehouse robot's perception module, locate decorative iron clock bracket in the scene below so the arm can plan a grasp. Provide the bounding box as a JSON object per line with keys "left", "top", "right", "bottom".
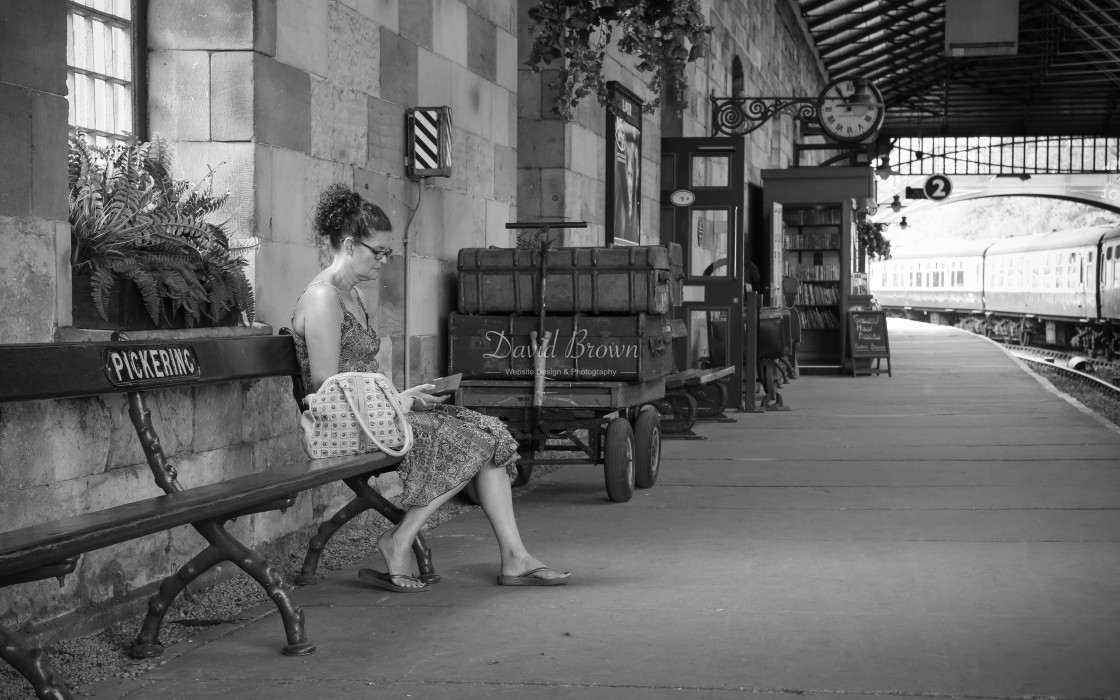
{"left": 710, "top": 92, "right": 820, "bottom": 137}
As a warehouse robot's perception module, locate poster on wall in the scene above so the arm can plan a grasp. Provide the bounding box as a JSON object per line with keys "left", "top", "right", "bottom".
{"left": 606, "top": 81, "right": 642, "bottom": 247}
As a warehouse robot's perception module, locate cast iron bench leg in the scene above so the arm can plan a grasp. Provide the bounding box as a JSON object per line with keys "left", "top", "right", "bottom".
{"left": 132, "top": 520, "right": 314, "bottom": 659}
{"left": 295, "top": 475, "right": 438, "bottom": 586}
{"left": 0, "top": 625, "right": 72, "bottom": 700}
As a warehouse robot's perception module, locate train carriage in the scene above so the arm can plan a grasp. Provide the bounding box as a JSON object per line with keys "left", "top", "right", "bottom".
{"left": 869, "top": 240, "right": 989, "bottom": 326}
{"left": 1101, "top": 225, "right": 1120, "bottom": 325}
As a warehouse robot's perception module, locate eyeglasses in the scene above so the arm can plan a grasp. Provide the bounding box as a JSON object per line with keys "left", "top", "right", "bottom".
{"left": 353, "top": 240, "right": 393, "bottom": 262}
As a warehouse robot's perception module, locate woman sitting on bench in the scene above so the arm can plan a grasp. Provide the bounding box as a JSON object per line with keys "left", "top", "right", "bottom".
{"left": 291, "top": 183, "right": 570, "bottom": 592}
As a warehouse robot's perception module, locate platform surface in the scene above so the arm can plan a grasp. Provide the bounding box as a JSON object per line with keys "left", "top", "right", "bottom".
{"left": 83, "top": 319, "right": 1120, "bottom": 700}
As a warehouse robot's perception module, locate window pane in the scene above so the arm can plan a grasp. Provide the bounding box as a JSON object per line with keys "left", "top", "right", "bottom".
{"left": 690, "top": 155, "right": 730, "bottom": 188}
{"left": 689, "top": 209, "right": 730, "bottom": 277}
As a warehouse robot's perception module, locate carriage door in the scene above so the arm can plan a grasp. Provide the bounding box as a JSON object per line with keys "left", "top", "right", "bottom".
{"left": 660, "top": 137, "right": 745, "bottom": 410}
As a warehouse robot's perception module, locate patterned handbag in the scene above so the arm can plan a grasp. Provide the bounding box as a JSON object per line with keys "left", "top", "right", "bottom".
{"left": 299, "top": 372, "right": 414, "bottom": 459}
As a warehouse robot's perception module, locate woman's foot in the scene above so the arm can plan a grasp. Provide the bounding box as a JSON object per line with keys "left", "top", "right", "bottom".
{"left": 498, "top": 556, "right": 571, "bottom": 585}
{"left": 374, "top": 528, "right": 426, "bottom": 590}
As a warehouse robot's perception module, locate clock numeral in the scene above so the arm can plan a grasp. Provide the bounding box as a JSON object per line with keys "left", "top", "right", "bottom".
{"left": 826, "top": 115, "right": 837, "bottom": 124}
{"left": 863, "top": 114, "right": 874, "bottom": 123}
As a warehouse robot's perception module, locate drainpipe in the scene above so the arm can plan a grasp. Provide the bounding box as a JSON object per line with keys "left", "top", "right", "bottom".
{"left": 402, "top": 183, "right": 422, "bottom": 388}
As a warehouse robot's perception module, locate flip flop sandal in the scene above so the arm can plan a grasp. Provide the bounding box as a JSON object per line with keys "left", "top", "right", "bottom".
{"left": 496, "top": 567, "right": 572, "bottom": 586}
{"left": 358, "top": 568, "right": 431, "bottom": 592}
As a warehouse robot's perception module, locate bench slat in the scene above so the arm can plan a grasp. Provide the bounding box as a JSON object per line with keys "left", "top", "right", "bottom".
{"left": 0, "top": 452, "right": 401, "bottom": 576}
{"left": 0, "top": 336, "right": 300, "bottom": 403}
{"left": 664, "top": 365, "right": 735, "bottom": 389}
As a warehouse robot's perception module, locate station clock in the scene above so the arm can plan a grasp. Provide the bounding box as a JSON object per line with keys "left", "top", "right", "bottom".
{"left": 817, "top": 77, "right": 885, "bottom": 143}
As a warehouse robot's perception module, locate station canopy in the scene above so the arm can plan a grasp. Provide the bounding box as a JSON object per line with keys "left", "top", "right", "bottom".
{"left": 795, "top": 0, "right": 1120, "bottom": 138}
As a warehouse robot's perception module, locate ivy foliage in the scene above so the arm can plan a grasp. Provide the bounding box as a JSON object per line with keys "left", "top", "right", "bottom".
{"left": 856, "top": 220, "right": 892, "bottom": 261}
{"left": 526, "top": 0, "right": 712, "bottom": 120}
{"left": 68, "top": 134, "right": 255, "bottom": 327}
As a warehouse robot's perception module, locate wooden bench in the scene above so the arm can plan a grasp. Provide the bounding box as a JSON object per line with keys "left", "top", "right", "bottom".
{"left": 0, "top": 333, "right": 433, "bottom": 700}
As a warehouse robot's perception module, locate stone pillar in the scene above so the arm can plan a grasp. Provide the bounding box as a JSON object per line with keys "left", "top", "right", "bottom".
{"left": 0, "top": 0, "right": 71, "bottom": 342}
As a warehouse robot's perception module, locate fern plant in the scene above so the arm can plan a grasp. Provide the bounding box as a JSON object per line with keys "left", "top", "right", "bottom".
{"left": 68, "top": 134, "right": 255, "bottom": 328}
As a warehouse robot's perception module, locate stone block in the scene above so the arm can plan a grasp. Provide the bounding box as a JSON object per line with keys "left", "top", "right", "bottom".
{"left": 30, "top": 91, "right": 67, "bottom": 220}
{"left": 0, "top": 0, "right": 67, "bottom": 94}
{"left": 54, "top": 221, "right": 71, "bottom": 328}
{"left": 516, "top": 167, "right": 541, "bottom": 219}
{"left": 255, "top": 0, "right": 278, "bottom": 55}
{"left": 445, "top": 126, "right": 470, "bottom": 194}
{"left": 399, "top": 0, "right": 433, "bottom": 48}
{"left": 516, "top": 0, "right": 535, "bottom": 65}
{"left": 310, "top": 78, "right": 368, "bottom": 166}
{"left": 175, "top": 142, "right": 256, "bottom": 238}
{"left": 401, "top": 182, "right": 445, "bottom": 259}
{"left": 496, "top": 28, "right": 518, "bottom": 92}
{"left": 253, "top": 144, "right": 274, "bottom": 241}
{"left": 276, "top": 0, "right": 328, "bottom": 77}
{"left": 243, "top": 376, "right": 294, "bottom": 443}
{"left": 517, "top": 70, "right": 541, "bottom": 120}
{"left": 366, "top": 97, "right": 406, "bottom": 178}
{"left": 538, "top": 167, "right": 578, "bottom": 219}
{"left": 491, "top": 86, "right": 511, "bottom": 148}
{"left": 0, "top": 476, "right": 86, "bottom": 538}
{"left": 0, "top": 84, "right": 31, "bottom": 218}
{"left": 147, "top": 50, "right": 211, "bottom": 141}
{"left": 254, "top": 240, "right": 321, "bottom": 328}
{"left": 149, "top": 0, "right": 254, "bottom": 50}
{"left": 380, "top": 28, "right": 418, "bottom": 107}
{"left": 85, "top": 463, "right": 163, "bottom": 511}
{"left": 440, "top": 191, "right": 485, "bottom": 262}
{"left": 212, "top": 51, "right": 255, "bottom": 142}
{"left": 328, "top": 3, "right": 381, "bottom": 96}
{"left": 411, "top": 332, "right": 444, "bottom": 384}
{"left": 493, "top": 145, "right": 517, "bottom": 205}
{"left": 349, "top": 0, "right": 398, "bottom": 31}
{"left": 517, "top": 119, "right": 565, "bottom": 169}
{"left": 569, "top": 123, "right": 597, "bottom": 178}
{"left": 450, "top": 65, "right": 489, "bottom": 139}
{"left": 268, "top": 147, "right": 312, "bottom": 246}
{"left": 432, "top": 0, "right": 468, "bottom": 66}
{"left": 466, "top": 8, "right": 497, "bottom": 83}
{"left": 407, "top": 256, "right": 450, "bottom": 336}
{"left": 192, "top": 383, "right": 243, "bottom": 452}
{"left": 251, "top": 432, "right": 304, "bottom": 474}
{"left": 485, "top": 198, "right": 512, "bottom": 246}
{"left": 254, "top": 53, "right": 312, "bottom": 153}
{"left": 463, "top": 133, "right": 495, "bottom": 199}
{"left": 416, "top": 49, "right": 452, "bottom": 107}
{"left": 0, "top": 216, "right": 55, "bottom": 341}
{"left": 78, "top": 533, "right": 175, "bottom": 604}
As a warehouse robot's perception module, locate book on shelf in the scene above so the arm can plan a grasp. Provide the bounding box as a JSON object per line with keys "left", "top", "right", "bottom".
{"left": 782, "top": 207, "right": 841, "bottom": 226}
{"left": 783, "top": 263, "right": 840, "bottom": 281}
{"left": 796, "top": 284, "right": 839, "bottom": 306}
{"left": 783, "top": 230, "right": 840, "bottom": 249}
{"left": 799, "top": 307, "right": 840, "bottom": 330}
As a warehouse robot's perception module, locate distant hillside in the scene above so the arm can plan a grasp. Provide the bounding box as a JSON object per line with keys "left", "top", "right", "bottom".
{"left": 885, "top": 197, "right": 1118, "bottom": 247}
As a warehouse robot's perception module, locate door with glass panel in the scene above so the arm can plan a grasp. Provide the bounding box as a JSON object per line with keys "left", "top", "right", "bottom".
{"left": 660, "top": 137, "right": 745, "bottom": 409}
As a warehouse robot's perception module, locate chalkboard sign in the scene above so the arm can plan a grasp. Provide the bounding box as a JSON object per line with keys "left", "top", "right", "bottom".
{"left": 846, "top": 311, "right": 891, "bottom": 376}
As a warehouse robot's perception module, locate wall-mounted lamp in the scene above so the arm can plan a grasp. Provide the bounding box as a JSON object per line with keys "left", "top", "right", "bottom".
{"left": 899, "top": 216, "right": 909, "bottom": 230}
{"left": 890, "top": 195, "right": 902, "bottom": 213}
{"left": 876, "top": 156, "right": 895, "bottom": 180}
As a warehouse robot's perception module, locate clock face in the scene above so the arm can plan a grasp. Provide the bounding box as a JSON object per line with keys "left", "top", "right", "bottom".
{"left": 818, "top": 77, "right": 885, "bottom": 143}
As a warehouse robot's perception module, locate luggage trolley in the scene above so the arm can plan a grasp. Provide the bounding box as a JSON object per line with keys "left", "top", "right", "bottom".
{"left": 450, "top": 221, "right": 667, "bottom": 502}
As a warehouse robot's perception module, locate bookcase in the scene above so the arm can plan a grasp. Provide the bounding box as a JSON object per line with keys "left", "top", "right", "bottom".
{"left": 781, "top": 204, "right": 847, "bottom": 362}
{"left": 760, "top": 167, "right": 875, "bottom": 370}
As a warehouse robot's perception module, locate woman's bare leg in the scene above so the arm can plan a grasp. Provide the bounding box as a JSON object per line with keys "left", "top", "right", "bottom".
{"left": 376, "top": 482, "right": 466, "bottom": 588}
{"left": 473, "top": 460, "right": 568, "bottom": 580}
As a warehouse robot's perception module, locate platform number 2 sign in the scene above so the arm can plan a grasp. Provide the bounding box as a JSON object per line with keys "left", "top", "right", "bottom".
{"left": 923, "top": 174, "right": 953, "bottom": 201}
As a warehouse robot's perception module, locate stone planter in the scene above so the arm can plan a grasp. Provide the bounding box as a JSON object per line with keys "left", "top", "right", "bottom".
{"left": 72, "top": 272, "right": 240, "bottom": 330}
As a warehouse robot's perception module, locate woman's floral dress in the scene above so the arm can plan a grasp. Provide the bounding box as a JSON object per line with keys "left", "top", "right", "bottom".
{"left": 293, "top": 282, "right": 519, "bottom": 506}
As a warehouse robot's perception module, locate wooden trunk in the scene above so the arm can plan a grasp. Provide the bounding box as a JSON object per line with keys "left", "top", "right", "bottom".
{"left": 457, "top": 244, "right": 683, "bottom": 316}
{"left": 448, "top": 313, "right": 674, "bottom": 382}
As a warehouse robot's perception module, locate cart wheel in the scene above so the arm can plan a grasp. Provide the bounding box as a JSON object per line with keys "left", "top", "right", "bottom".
{"left": 633, "top": 405, "right": 661, "bottom": 489}
{"left": 603, "top": 417, "right": 635, "bottom": 503}
{"left": 689, "top": 382, "right": 728, "bottom": 417}
{"left": 514, "top": 464, "right": 534, "bottom": 487}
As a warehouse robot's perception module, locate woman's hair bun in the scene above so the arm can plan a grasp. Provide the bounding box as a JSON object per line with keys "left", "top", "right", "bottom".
{"left": 311, "top": 183, "right": 391, "bottom": 247}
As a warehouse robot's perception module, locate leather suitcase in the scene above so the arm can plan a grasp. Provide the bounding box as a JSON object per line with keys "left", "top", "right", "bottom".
{"left": 448, "top": 313, "right": 674, "bottom": 382}
{"left": 758, "top": 307, "right": 792, "bottom": 359}
{"left": 457, "top": 244, "right": 683, "bottom": 316}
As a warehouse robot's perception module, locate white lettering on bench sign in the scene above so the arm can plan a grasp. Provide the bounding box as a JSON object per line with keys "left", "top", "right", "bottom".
{"left": 103, "top": 345, "right": 201, "bottom": 387}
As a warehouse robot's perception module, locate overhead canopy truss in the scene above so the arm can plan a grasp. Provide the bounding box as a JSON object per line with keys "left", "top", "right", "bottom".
{"left": 795, "top": 0, "right": 1120, "bottom": 137}
{"left": 886, "top": 135, "right": 1120, "bottom": 174}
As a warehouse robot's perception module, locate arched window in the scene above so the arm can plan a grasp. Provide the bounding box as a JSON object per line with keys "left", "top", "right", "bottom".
{"left": 731, "top": 56, "right": 744, "bottom": 97}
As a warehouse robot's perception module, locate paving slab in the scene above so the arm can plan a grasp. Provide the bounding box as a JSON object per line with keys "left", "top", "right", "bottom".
{"left": 82, "top": 320, "right": 1120, "bottom": 700}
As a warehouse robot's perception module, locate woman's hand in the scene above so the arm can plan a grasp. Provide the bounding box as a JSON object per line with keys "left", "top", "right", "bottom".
{"left": 400, "top": 384, "right": 449, "bottom": 412}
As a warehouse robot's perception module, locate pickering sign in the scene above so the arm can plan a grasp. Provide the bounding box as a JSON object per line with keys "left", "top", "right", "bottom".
{"left": 103, "top": 344, "right": 201, "bottom": 388}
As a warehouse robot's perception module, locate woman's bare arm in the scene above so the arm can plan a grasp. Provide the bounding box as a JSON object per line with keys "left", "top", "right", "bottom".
{"left": 295, "top": 285, "right": 344, "bottom": 392}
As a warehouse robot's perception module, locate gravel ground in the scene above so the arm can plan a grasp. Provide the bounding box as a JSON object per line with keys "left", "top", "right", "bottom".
{"left": 1029, "top": 364, "right": 1120, "bottom": 429}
